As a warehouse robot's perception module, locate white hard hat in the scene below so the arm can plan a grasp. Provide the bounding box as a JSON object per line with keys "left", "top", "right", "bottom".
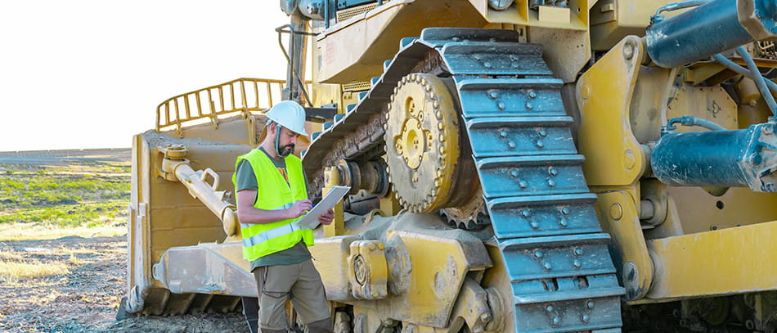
{"left": 266, "top": 100, "right": 308, "bottom": 136}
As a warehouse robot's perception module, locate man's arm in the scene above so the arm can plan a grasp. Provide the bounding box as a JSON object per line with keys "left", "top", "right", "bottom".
{"left": 236, "top": 190, "right": 311, "bottom": 225}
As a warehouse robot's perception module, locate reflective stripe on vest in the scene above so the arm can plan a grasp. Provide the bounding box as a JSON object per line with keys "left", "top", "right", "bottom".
{"left": 242, "top": 220, "right": 302, "bottom": 247}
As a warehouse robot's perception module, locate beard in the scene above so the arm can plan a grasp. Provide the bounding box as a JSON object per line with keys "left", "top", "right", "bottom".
{"left": 279, "top": 144, "right": 295, "bottom": 157}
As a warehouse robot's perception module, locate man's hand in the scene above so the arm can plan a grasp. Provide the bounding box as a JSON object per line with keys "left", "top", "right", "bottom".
{"left": 318, "top": 208, "right": 334, "bottom": 225}
{"left": 286, "top": 199, "right": 312, "bottom": 219}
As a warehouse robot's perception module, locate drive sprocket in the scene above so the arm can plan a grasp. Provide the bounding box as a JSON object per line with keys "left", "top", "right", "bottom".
{"left": 384, "top": 73, "right": 461, "bottom": 213}
{"left": 440, "top": 193, "right": 490, "bottom": 230}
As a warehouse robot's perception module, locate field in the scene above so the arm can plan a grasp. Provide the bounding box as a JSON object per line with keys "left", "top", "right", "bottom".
{"left": 0, "top": 149, "right": 246, "bottom": 332}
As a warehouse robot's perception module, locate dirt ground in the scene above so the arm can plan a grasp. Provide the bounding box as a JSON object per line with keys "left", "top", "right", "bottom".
{"left": 0, "top": 149, "right": 249, "bottom": 332}
{"left": 0, "top": 234, "right": 249, "bottom": 333}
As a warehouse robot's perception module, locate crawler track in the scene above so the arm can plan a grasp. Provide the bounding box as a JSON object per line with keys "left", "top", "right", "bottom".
{"left": 303, "top": 28, "right": 624, "bottom": 332}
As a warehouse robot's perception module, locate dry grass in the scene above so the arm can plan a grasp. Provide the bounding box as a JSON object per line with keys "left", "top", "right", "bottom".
{"left": 0, "top": 223, "right": 125, "bottom": 242}
{"left": 0, "top": 251, "right": 24, "bottom": 261}
{"left": 67, "top": 253, "right": 83, "bottom": 265}
{"left": 0, "top": 259, "right": 69, "bottom": 284}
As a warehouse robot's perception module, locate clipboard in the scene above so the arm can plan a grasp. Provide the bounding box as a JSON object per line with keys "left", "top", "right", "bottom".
{"left": 297, "top": 185, "right": 350, "bottom": 229}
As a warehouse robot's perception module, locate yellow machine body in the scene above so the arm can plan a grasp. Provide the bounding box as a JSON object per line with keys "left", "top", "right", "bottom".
{"left": 127, "top": 1, "right": 777, "bottom": 332}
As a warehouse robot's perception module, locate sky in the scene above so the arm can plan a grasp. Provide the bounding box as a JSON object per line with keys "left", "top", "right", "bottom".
{"left": 0, "top": 0, "right": 290, "bottom": 151}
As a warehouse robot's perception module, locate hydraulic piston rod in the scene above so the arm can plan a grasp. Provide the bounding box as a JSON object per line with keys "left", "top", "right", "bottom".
{"left": 160, "top": 145, "right": 240, "bottom": 239}
{"left": 646, "top": 0, "right": 777, "bottom": 68}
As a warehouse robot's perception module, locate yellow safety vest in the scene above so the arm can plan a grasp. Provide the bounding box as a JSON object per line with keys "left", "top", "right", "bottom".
{"left": 232, "top": 149, "right": 314, "bottom": 262}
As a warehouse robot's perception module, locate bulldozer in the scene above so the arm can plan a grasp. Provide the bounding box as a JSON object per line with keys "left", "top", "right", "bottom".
{"left": 122, "top": 0, "right": 777, "bottom": 332}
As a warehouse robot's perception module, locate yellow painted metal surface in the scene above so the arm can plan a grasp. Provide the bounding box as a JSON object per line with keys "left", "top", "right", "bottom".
{"left": 666, "top": 187, "right": 777, "bottom": 234}
{"left": 156, "top": 78, "right": 287, "bottom": 134}
{"left": 311, "top": 214, "right": 492, "bottom": 330}
{"left": 576, "top": 36, "right": 656, "bottom": 301}
{"left": 379, "top": 193, "right": 400, "bottom": 216}
{"left": 647, "top": 220, "right": 777, "bottom": 300}
{"left": 160, "top": 147, "right": 240, "bottom": 239}
{"left": 596, "top": 191, "right": 653, "bottom": 300}
{"left": 468, "top": 0, "right": 589, "bottom": 30}
{"left": 589, "top": 0, "right": 680, "bottom": 50}
{"left": 323, "top": 166, "right": 345, "bottom": 237}
{"left": 372, "top": 219, "right": 492, "bottom": 328}
{"left": 315, "top": 0, "right": 485, "bottom": 83}
{"left": 385, "top": 74, "right": 460, "bottom": 212}
{"left": 310, "top": 235, "right": 361, "bottom": 301}
{"left": 577, "top": 35, "right": 645, "bottom": 187}
{"left": 538, "top": 6, "right": 571, "bottom": 24}
{"left": 347, "top": 240, "right": 389, "bottom": 299}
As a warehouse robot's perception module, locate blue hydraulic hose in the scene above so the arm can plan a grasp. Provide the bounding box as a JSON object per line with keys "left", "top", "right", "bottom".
{"left": 736, "top": 46, "right": 777, "bottom": 117}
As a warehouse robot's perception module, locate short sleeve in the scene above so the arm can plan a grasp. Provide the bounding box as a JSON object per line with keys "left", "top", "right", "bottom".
{"left": 236, "top": 160, "right": 258, "bottom": 192}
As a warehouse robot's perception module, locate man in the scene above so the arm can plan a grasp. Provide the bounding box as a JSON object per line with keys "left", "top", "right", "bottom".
{"left": 233, "top": 100, "right": 334, "bottom": 333}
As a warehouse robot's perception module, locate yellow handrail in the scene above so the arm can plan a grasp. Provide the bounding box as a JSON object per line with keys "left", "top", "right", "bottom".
{"left": 155, "top": 78, "right": 311, "bottom": 133}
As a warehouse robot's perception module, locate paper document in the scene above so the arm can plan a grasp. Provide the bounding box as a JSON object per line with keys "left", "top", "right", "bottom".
{"left": 298, "top": 185, "right": 351, "bottom": 229}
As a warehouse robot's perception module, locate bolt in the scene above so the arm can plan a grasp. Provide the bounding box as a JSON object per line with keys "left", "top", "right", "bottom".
{"left": 551, "top": 316, "right": 561, "bottom": 326}
{"left": 526, "top": 102, "right": 533, "bottom": 110}
{"left": 511, "top": 62, "right": 520, "bottom": 68}
{"left": 548, "top": 166, "right": 557, "bottom": 176}
{"left": 586, "top": 300, "right": 595, "bottom": 310}
{"left": 543, "top": 261, "right": 552, "bottom": 270}
{"left": 610, "top": 203, "right": 623, "bottom": 220}
{"left": 508, "top": 141, "right": 516, "bottom": 149}
{"left": 627, "top": 264, "right": 637, "bottom": 281}
{"left": 573, "top": 259, "right": 582, "bottom": 269}
{"left": 624, "top": 149, "right": 636, "bottom": 170}
{"left": 559, "top": 217, "right": 568, "bottom": 227}
{"left": 483, "top": 61, "right": 492, "bottom": 68}
{"left": 561, "top": 207, "right": 571, "bottom": 215}
{"left": 497, "top": 101, "right": 506, "bottom": 110}
{"left": 535, "top": 139, "right": 544, "bottom": 148}
{"left": 623, "top": 42, "right": 635, "bottom": 60}
{"left": 547, "top": 178, "right": 556, "bottom": 187}
{"left": 489, "top": 90, "right": 499, "bottom": 99}
{"left": 510, "top": 169, "right": 519, "bottom": 178}
{"left": 545, "top": 305, "right": 554, "bottom": 312}
{"left": 530, "top": 221, "right": 540, "bottom": 229}
{"left": 480, "top": 312, "right": 491, "bottom": 322}
{"left": 519, "top": 180, "right": 528, "bottom": 188}
{"left": 538, "top": 128, "right": 547, "bottom": 137}
{"left": 581, "top": 314, "right": 590, "bottom": 323}
{"left": 527, "top": 89, "right": 537, "bottom": 99}
{"left": 574, "top": 247, "right": 584, "bottom": 256}
{"left": 763, "top": 125, "right": 774, "bottom": 135}
{"left": 521, "top": 209, "right": 531, "bottom": 218}
{"left": 534, "top": 250, "right": 544, "bottom": 258}
{"left": 499, "top": 129, "right": 508, "bottom": 138}
{"left": 581, "top": 85, "right": 591, "bottom": 100}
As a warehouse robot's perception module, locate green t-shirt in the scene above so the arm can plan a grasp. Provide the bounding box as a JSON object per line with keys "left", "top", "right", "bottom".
{"left": 235, "top": 147, "right": 311, "bottom": 271}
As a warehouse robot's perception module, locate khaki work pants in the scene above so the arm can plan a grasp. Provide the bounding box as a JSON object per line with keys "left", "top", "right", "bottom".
{"left": 253, "top": 259, "right": 333, "bottom": 333}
